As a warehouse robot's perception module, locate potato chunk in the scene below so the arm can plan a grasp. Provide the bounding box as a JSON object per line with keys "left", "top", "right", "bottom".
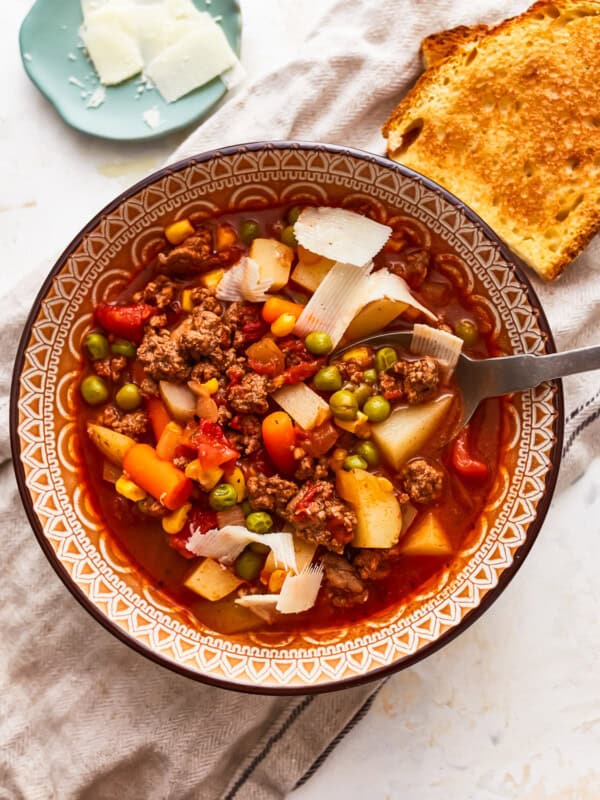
{"left": 336, "top": 468, "right": 402, "bottom": 549}
{"left": 87, "top": 424, "right": 136, "bottom": 466}
{"left": 398, "top": 512, "right": 453, "bottom": 557}
{"left": 249, "top": 238, "right": 294, "bottom": 290}
{"left": 371, "top": 394, "right": 453, "bottom": 471}
{"left": 184, "top": 558, "right": 244, "bottom": 601}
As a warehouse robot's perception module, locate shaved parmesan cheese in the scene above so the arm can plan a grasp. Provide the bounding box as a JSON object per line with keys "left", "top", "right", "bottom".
{"left": 276, "top": 564, "right": 323, "bottom": 613}
{"left": 235, "top": 594, "right": 279, "bottom": 623}
{"left": 142, "top": 106, "right": 162, "bottom": 128}
{"left": 410, "top": 323, "right": 463, "bottom": 377}
{"left": 235, "top": 565, "right": 324, "bottom": 619}
{"left": 294, "top": 207, "right": 392, "bottom": 267}
{"left": 272, "top": 384, "right": 331, "bottom": 431}
{"left": 216, "top": 258, "right": 272, "bottom": 303}
{"left": 81, "top": 22, "right": 143, "bottom": 85}
{"left": 86, "top": 85, "right": 106, "bottom": 108}
{"left": 345, "top": 269, "right": 436, "bottom": 340}
{"left": 186, "top": 526, "right": 297, "bottom": 573}
{"left": 146, "top": 22, "right": 236, "bottom": 102}
{"left": 264, "top": 535, "right": 317, "bottom": 576}
{"left": 294, "top": 261, "right": 373, "bottom": 347}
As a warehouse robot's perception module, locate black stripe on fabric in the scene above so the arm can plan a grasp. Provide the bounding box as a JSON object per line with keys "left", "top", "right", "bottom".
{"left": 293, "top": 686, "right": 382, "bottom": 790}
{"left": 224, "top": 695, "right": 314, "bottom": 800}
{"left": 567, "top": 385, "right": 600, "bottom": 423}
{"left": 564, "top": 403, "right": 600, "bottom": 457}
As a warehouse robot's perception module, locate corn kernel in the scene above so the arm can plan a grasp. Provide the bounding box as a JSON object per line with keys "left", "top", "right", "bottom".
{"left": 164, "top": 218, "right": 194, "bottom": 245}
{"left": 162, "top": 502, "right": 192, "bottom": 535}
{"left": 181, "top": 289, "right": 194, "bottom": 312}
{"left": 185, "top": 460, "right": 223, "bottom": 491}
{"left": 223, "top": 465, "right": 246, "bottom": 502}
{"left": 377, "top": 477, "right": 394, "bottom": 493}
{"left": 334, "top": 411, "right": 371, "bottom": 438}
{"left": 271, "top": 313, "right": 297, "bottom": 337}
{"left": 200, "top": 378, "right": 219, "bottom": 396}
{"left": 341, "top": 347, "right": 372, "bottom": 367}
{"left": 115, "top": 475, "right": 146, "bottom": 502}
{"left": 199, "top": 268, "right": 225, "bottom": 291}
{"left": 329, "top": 448, "right": 348, "bottom": 473}
{"left": 268, "top": 569, "right": 288, "bottom": 593}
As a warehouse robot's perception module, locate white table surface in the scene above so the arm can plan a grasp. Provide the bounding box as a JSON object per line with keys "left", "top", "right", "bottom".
{"left": 3, "top": 3, "right": 600, "bottom": 798}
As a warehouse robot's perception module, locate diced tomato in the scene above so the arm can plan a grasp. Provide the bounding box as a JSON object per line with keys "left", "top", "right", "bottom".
{"left": 244, "top": 447, "right": 277, "bottom": 478}
{"left": 189, "top": 420, "right": 240, "bottom": 470}
{"left": 291, "top": 482, "right": 319, "bottom": 518}
{"left": 240, "top": 318, "right": 268, "bottom": 345}
{"left": 450, "top": 428, "right": 488, "bottom": 480}
{"left": 169, "top": 507, "right": 217, "bottom": 559}
{"left": 248, "top": 357, "right": 279, "bottom": 376}
{"left": 94, "top": 302, "right": 154, "bottom": 343}
{"left": 296, "top": 419, "right": 339, "bottom": 457}
{"left": 281, "top": 361, "right": 322, "bottom": 385}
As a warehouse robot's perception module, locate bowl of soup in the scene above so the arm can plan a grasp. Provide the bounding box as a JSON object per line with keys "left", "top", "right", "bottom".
{"left": 11, "top": 142, "right": 563, "bottom": 693}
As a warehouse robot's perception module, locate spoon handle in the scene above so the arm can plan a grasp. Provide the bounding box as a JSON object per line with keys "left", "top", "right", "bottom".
{"left": 473, "top": 344, "right": 600, "bottom": 397}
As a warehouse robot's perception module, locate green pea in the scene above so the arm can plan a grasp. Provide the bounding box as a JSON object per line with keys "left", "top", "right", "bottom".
{"left": 209, "top": 483, "right": 238, "bottom": 511}
{"left": 455, "top": 319, "right": 479, "bottom": 346}
{"left": 84, "top": 332, "right": 109, "bottom": 360}
{"left": 351, "top": 382, "right": 372, "bottom": 408}
{"left": 343, "top": 454, "right": 368, "bottom": 471}
{"left": 249, "top": 542, "right": 271, "bottom": 555}
{"left": 235, "top": 547, "right": 264, "bottom": 581}
{"left": 115, "top": 383, "right": 142, "bottom": 412}
{"left": 313, "top": 366, "right": 342, "bottom": 392}
{"left": 375, "top": 346, "right": 398, "bottom": 373}
{"left": 240, "top": 219, "right": 260, "bottom": 245}
{"left": 329, "top": 389, "right": 359, "bottom": 421}
{"left": 363, "top": 395, "right": 391, "bottom": 423}
{"left": 110, "top": 339, "right": 136, "bottom": 358}
{"left": 363, "top": 368, "right": 378, "bottom": 385}
{"left": 305, "top": 331, "right": 333, "bottom": 356}
{"left": 246, "top": 511, "right": 273, "bottom": 534}
{"left": 80, "top": 375, "right": 109, "bottom": 406}
{"left": 352, "top": 440, "right": 380, "bottom": 467}
{"left": 287, "top": 206, "right": 302, "bottom": 224}
{"left": 281, "top": 225, "right": 297, "bottom": 248}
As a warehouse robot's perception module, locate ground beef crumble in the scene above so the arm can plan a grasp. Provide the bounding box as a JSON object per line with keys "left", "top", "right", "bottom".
{"left": 227, "top": 414, "right": 262, "bottom": 457}
{"left": 227, "top": 373, "right": 270, "bottom": 415}
{"left": 93, "top": 356, "right": 127, "bottom": 383}
{"left": 379, "top": 356, "right": 440, "bottom": 404}
{"left": 246, "top": 474, "right": 299, "bottom": 515}
{"left": 133, "top": 275, "right": 177, "bottom": 309}
{"left": 293, "top": 455, "right": 329, "bottom": 481}
{"left": 177, "top": 309, "right": 232, "bottom": 360}
{"left": 284, "top": 480, "right": 356, "bottom": 554}
{"left": 137, "top": 329, "right": 191, "bottom": 382}
{"left": 322, "top": 553, "right": 368, "bottom": 608}
{"left": 400, "top": 458, "right": 444, "bottom": 505}
{"left": 99, "top": 405, "right": 148, "bottom": 439}
{"left": 353, "top": 549, "right": 392, "bottom": 581}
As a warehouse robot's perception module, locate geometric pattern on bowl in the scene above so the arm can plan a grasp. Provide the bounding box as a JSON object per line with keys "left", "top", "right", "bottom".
{"left": 12, "top": 142, "right": 563, "bottom": 693}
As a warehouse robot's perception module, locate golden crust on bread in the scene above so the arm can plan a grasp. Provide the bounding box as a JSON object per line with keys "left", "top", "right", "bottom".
{"left": 383, "top": 0, "right": 600, "bottom": 280}
{"left": 421, "top": 24, "right": 488, "bottom": 68}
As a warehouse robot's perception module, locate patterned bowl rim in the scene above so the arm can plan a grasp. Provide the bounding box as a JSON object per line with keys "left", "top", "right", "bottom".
{"left": 10, "top": 141, "right": 565, "bottom": 695}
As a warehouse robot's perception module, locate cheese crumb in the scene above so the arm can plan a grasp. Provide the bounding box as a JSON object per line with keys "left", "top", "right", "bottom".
{"left": 86, "top": 85, "right": 106, "bottom": 108}
{"left": 142, "top": 107, "right": 162, "bottom": 129}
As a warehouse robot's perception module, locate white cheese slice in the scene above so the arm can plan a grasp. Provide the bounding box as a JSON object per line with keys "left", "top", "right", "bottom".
{"left": 410, "top": 323, "right": 464, "bottom": 377}
{"left": 81, "top": 21, "right": 144, "bottom": 85}
{"left": 275, "top": 564, "right": 323, "bottom": 613}
{"left": 145, "top": 22, "right": 237, "bottom": 102}
{"left": 294, "top": 207, "right": 392, "bottom": 267}
{"left": 294, "top": 260, "right": 374, "bottom": 347}
{"left": 272, "top": 383, "right": 331, "bottom": 431}
{"left": 186, "top": 526, "right": 298, "bottom": 573}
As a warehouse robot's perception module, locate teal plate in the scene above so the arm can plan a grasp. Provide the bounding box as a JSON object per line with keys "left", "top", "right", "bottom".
{"left": 19, "top": 0, "right": 242, "bottom": 141}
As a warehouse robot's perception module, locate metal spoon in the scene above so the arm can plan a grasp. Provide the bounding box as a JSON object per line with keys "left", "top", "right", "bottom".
{"left": 335, "top": 330, "right": 600, "bottom": 426}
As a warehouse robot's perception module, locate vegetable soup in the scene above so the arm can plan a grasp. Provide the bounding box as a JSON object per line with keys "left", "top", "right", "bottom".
{"left": 76, "top": 204, "right": 505, "bottom": 634}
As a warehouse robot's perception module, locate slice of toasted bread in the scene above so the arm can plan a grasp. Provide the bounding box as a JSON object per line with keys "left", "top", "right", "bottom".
{"left": 383, "top": 0, "right": 600, "bottom": 280}
{"left": 421, "top": 24, "right": 488, "bottom": 68}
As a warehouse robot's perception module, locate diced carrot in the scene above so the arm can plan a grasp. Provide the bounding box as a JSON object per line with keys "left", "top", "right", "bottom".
{"left": 123, "top": 443, "right": 192, "bottom": 510}
{"left": 261, "top": 297, "right": 304, "bottom": 325}
{"left": 156, "top": 421, "right": 184, "bottom": 461}
{"left": 261, "top": 411, "right": 297, "bottom": 474}
{"left": 146, "top": 396, "right": 171, "bottom": 441}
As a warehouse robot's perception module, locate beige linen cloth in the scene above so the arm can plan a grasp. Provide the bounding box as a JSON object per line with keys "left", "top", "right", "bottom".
{"left": 2, "top": 1, "right": 599, "bottom": 798}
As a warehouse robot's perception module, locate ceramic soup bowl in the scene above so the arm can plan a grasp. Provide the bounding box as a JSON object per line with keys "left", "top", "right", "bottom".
{"left": 11, "top": 142, "right": 563, "bottom": 693}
